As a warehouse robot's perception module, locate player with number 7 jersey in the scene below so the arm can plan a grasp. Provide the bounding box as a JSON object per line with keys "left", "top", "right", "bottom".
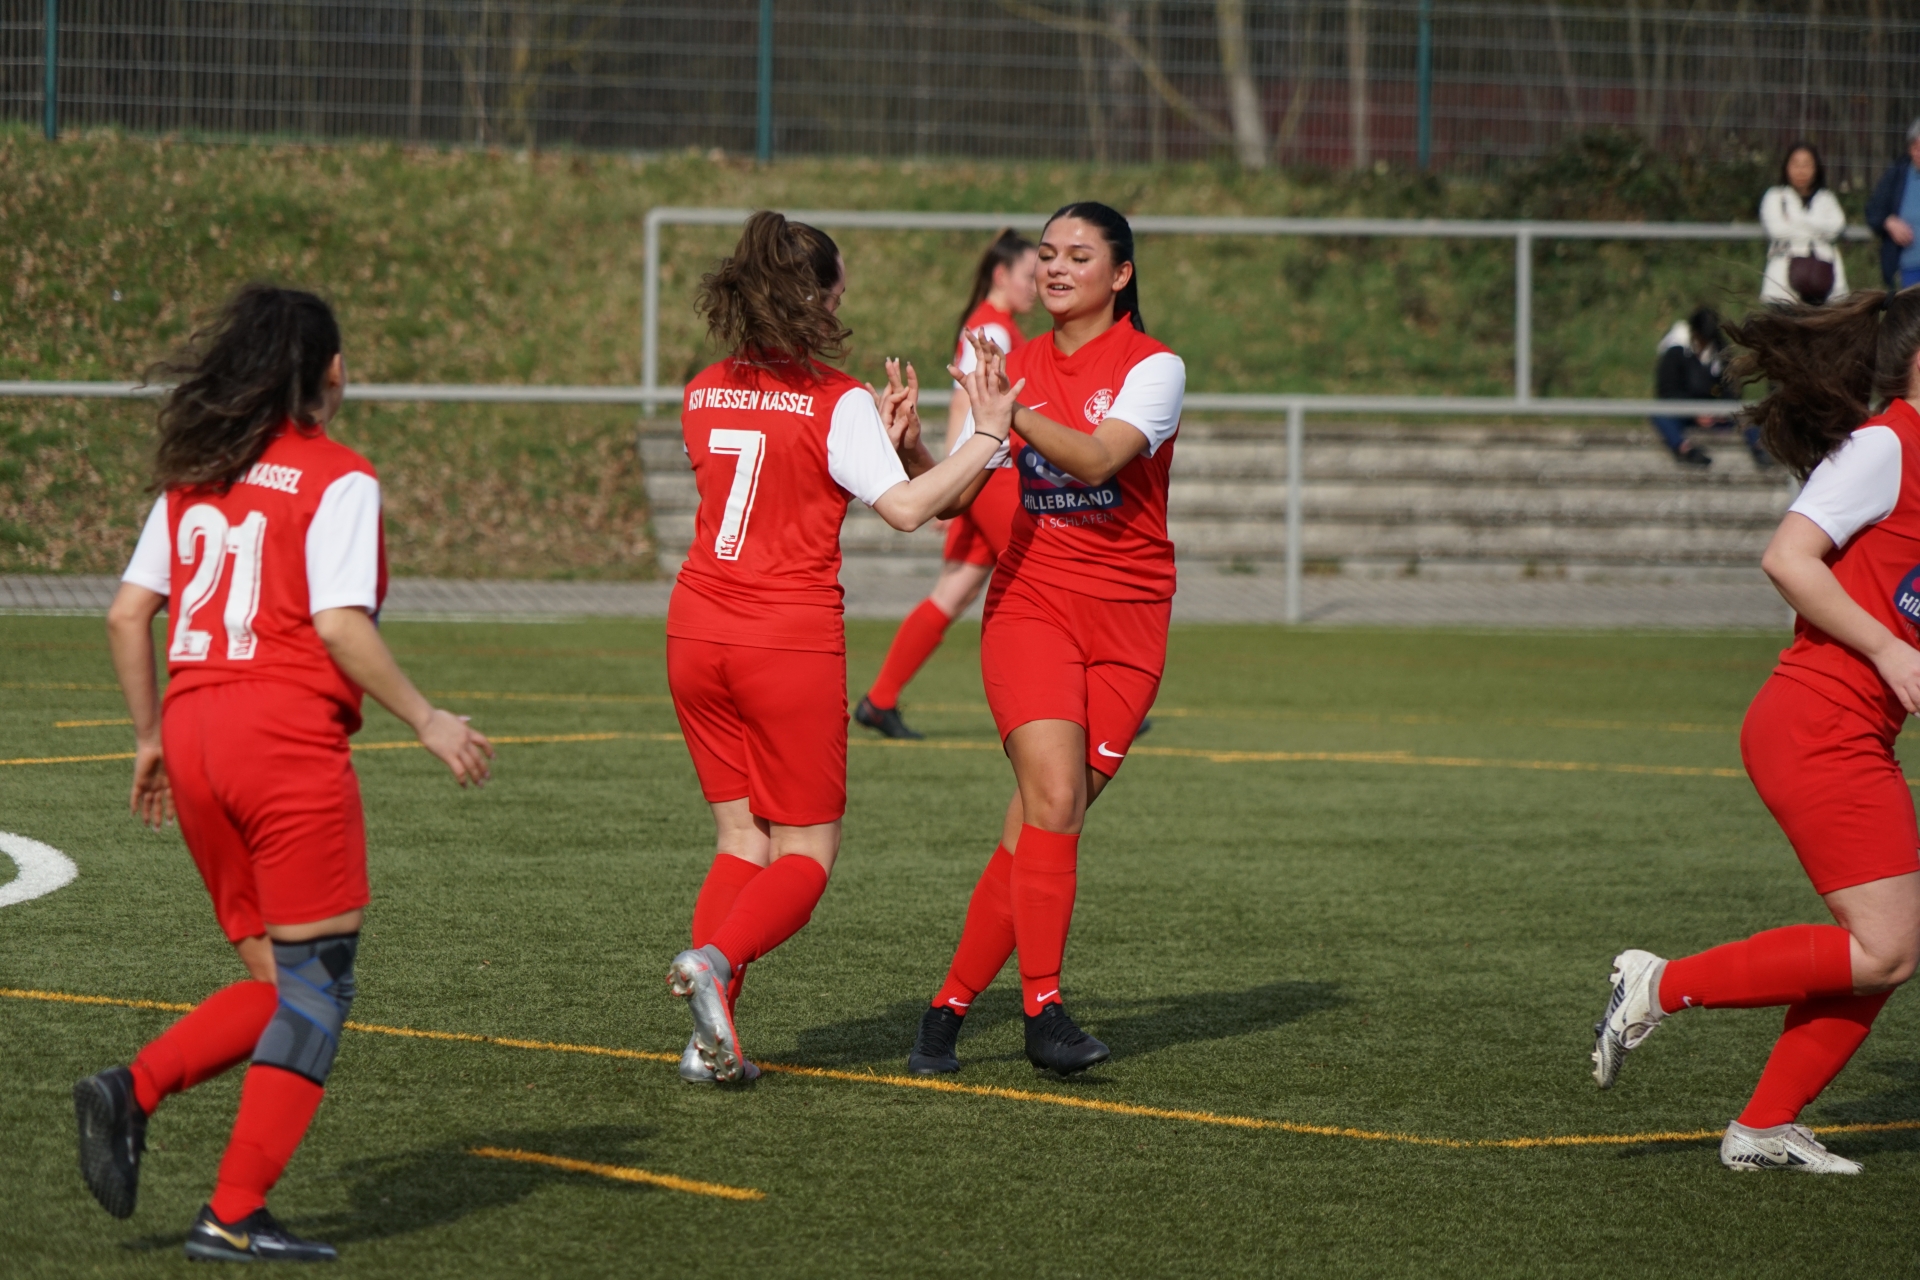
{"left": 662, "top": 212, "right": 1012, "bottom": 1084}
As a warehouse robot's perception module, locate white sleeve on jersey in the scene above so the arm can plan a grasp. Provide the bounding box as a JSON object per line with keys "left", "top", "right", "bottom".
{"left": 121, "top": 495, "right": 172, "bottom": 594}
{"left": 954, "top": 322, "right": 1014, "bottom": 377}
{"left": 826, "top": 386, "right": 911, "bottom": 506}
{"left": 1789, "top": 424, "right": 1903, "bottom": 548}
{"left": 306, "top": 471, "right": 383, "bottom": 614}
{"left": 1106, "top": 352, "right": 1186, "bottom": 457}
{"left": 948, "top": 411, "right": 1013, "bottom": 468}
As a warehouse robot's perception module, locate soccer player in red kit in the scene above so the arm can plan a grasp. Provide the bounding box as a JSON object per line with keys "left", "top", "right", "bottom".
{"left": 908, "top": 202, "right": 1186, "bottom": 1077}
{"left": 74, "top": 285, "right": 492, "bottom": 1259}
{"left": 854, "top": 229, "right": 1037, "bottom": 740}
{"left": 1592, "top": 290, "right": 1920, "bottom": 1174}
{"left": 666, "top": 212, "right": 1015, "bottom": 1083}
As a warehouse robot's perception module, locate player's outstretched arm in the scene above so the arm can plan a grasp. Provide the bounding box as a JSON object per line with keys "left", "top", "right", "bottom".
{"left": 312, "top": 607, "right": 494, "bottom": 785}
{"left": 869, "top": 374, "right": 1011, "bottom": 533}
{"left": 105, "top": 582, "right": 173, "bottom": 829}
{"left": 870, "top": 358, "right": 938, "bottom": 478}
{"left": 1762, "top": 511, "right": 1920, "bottom": 713}
{"left": 961, "top": 329, "right": 1149, "bottom": 487}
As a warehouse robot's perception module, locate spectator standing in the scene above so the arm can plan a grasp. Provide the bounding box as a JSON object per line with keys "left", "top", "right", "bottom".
{"left": 1761, "top": 142, "right": 1848, "bottom": 306}
{"left": 1650, "top": 308, "right": 1761, "bottom": 468}
{"left": 1864, "top": 118, "right": 1920, "bottom": 289}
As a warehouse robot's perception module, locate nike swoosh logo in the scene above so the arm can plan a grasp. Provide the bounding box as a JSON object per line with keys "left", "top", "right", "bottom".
{"left": 204, "top": 1224, "right": 251, "bottom": 1249}
{"left": 1096, "top": 742, "right": 1125, "bottom": 758}
{"left": 1027, "top": 401, "right": 1049, "bottom": 410}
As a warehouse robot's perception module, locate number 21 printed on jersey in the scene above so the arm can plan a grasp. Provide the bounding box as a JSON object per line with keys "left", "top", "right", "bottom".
{"left": 169, "top": 503, "right": 268, "bottom": 662}
{"left": 708, "top": 429, "right": 766, "bottom": 561}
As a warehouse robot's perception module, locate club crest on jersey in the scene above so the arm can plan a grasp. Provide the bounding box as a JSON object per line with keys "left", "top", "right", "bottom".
{"left": 1896, "top": 565, "right": 1920, "bottom": 627}
{"left": 1083, "top": 388, "right": 1115, "bottom": 425}
{"left": 1017, "top": 445, "right": 1122, "bottom": 513}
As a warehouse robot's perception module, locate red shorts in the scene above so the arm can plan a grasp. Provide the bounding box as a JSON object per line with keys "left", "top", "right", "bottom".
{"left": 162, "top": 681, "right": 369, "bottom": 943}
{"left": 667, "top": 637, "right": 848, "bottom": 826}
{"left": 941, "top": 466, "right": 1021, "bottom": 567}
{"left": 980, "top": 570, "right": 1170, "bottom": 778}
{"left": 1741, "top": 674, "right": 1920, "bottom": 895}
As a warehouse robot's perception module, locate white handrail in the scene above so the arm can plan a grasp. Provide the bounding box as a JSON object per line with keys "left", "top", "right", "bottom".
{"left": 3, "top": 378, "right": 1751, "bottom": 626}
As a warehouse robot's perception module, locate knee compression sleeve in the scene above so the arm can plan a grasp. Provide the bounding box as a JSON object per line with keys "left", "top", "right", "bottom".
{"left": 253, "top": 933, "right": 358, "bottom": 1085}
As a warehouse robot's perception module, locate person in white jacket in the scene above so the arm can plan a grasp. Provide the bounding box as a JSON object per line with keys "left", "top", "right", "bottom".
{"left": 1761, "top": 142, "right": 1848, "bottom": 305}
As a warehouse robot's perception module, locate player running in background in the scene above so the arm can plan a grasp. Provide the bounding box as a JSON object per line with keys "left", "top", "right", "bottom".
{"left": 665, "top": 212, "right": 1012, "bottom": 1083}
{"left": 76, "top": 285, "right": 492, "bottom": 1259}
{"left": 908, "top": 203, "right": 1185, "bottom": 1077}
{"left": 853, "top": 229, "right": 1036, "bottom": 740}
{"left": 1592, "top": 289, "right": 1920, "bottom": 1174}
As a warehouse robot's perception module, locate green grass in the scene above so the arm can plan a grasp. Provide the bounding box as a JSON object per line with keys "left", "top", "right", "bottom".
{"left": 0, "top": 126, "right": 1884, "bottom": 574}
{"left": 3, "top": 615, "right": 1917, "bottom": 1277}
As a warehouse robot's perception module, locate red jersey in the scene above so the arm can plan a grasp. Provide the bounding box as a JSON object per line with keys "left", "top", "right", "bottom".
{"left": 669, "top": 358, "right": 908, "bottom": 654}
{"left": 121, "top": 425, "right": 388, "bottom": 730}
{"left": 954, "top": 301, "right": 1026, "bottom": 373}
{"left": 1774, "top": 398, "right": 1920, "bottom": 737}
{"left": 997, "top": 320, "right": 1185, "bottom": 603}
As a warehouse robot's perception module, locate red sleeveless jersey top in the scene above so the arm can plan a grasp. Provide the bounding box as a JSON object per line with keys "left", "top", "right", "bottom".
{"left": 122, "top": 425, "right": 388, "bottom": 730}
{"left": 997, "top": 320, "right": 1185, "bottom": 603}
{"left": 669, "top": 357, "right": 908, "bottom": 654}
{"left": 1775, "top": 399, "right": 1920, "bottom": 737}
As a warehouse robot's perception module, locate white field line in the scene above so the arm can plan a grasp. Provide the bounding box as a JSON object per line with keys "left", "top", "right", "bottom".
{"left": 0, "top": 832, "right": 78, "bottom": 908}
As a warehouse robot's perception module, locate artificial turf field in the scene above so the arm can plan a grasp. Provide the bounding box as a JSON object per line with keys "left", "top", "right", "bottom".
{"left": 4, "top": 613, "right": 1919, "bottom": 1278}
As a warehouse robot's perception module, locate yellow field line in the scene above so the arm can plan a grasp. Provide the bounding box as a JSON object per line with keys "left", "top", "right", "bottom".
{"left": 466, "top": 1146, "right": 764, "bottom": 1200}
{"left": 55, "top": 718, "right": 132, "bottom": 728}
{"left": 0, "top": 751, "right": 138, "bottom": 766}
{"left": 905, "top": 702, "right": 1735, "bottom": 736}
{"left": 10, "top": 986, "right": 1912, "bottom": 1152}
{"left": 0, "top": 731, "right": 687, "bottom": 766}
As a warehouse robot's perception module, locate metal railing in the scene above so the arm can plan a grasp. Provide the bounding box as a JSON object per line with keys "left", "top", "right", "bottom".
{"left": 642, "top": 207, "right": 1873, "bottom": 415}
{"left": 0, "top": 377, "right": 1740, "bottom": 624}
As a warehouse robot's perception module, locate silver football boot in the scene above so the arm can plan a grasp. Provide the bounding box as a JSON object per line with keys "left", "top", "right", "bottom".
{"left": 667, "top": 947, "right": 746, "bottom": 1083}
{"left": 1720, "top": 1121, "right": 1861, "bottom": 1174}
{"left": 1591, "top": 949, "right": 1668, "bottom": 1089}
{"left": 678, "top": 1034, "right": 759, "bottom": 1083}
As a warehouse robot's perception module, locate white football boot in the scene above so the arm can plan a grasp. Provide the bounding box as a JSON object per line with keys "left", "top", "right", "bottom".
{"left": 1591, "top": 949, "right": 1668, "bottom": 1089}
{"left": 678, "top": 1034, "right": 759, "bottom": 1083}
{"left": 1720, "top": 1121, "right": 1862, "bottom": 1174}
{"left": 667, "top": 947, "right": 746, "bottom": 1083}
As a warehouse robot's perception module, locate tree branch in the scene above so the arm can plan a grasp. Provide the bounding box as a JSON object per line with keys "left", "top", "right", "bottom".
{"left": 994, "top": 0, "right": 1231, "bottom": 143}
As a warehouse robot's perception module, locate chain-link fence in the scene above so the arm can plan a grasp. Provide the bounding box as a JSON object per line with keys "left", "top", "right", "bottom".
{"left": 4, "top": 2, "right": 1920, "bottom": 179}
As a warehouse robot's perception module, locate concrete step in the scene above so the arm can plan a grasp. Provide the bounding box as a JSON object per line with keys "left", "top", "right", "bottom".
{"left": 640, "top": 419, "right": 1795, "bottom": 576}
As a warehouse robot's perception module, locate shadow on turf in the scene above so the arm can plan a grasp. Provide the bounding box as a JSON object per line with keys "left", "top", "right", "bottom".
{"left": 789, "top": 980, "right": 1345, "bottom": 1070}
{"left": 121, "top": 1124, "right": 675, "bottom": 1252}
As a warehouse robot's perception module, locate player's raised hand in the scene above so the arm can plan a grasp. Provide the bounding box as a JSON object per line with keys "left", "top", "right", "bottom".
{"left": 129, "top": 739, "right": 173, "bottom": 830}
{"left": 418, "top": 708, "right": 494, "bottom": 787}
{"left": 881, "top": 358, "right": 924, "bottom": 454}
{"left": 954, "top": 337, "right": 1024, "bottom": 440}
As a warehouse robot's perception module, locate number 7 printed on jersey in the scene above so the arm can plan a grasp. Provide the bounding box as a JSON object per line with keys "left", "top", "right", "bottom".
{"left": 708, "top": 429, "right": 766, "bottom": 561}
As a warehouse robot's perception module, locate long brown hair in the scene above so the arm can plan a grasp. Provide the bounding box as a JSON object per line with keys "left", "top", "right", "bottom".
{"left": 1728, "top": 289, "right": 1920, "bottom": 479}
{"left": 954, "top": 228, "right": 1034, "bottom": 350}
{"left": 697, "top": 211, "right": 848, "bottom": 376}
{"left": 148, "top": 284, "right": 342, "bottom": 491}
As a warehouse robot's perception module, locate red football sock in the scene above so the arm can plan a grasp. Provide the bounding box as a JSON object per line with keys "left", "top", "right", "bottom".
{"left": 208, "top": 1065, "right": 325, "bottom": 1223}
{"left": 128, "top": 980, "right": 278, "bottom": 1116}
{"left": 866, "top": 599, "right": 954, "bottom": 710}
{"left": 1012, "top": 825, "right": 1080, "bottom": 1016}
{"left": 692, "top": 853, "right": 763, "bottom": 1009}
{"left": 706, "top": 854, "right": 830, "bottom": 972}
{"left": 1737, "top": 991, "right": 1891, "bottom": 1128}
{"left": 932, "top": 845, "right": 1016, "bottom": 1015}
{"left": 1658, "top": 924, "right": 1855, "bottom": 1013}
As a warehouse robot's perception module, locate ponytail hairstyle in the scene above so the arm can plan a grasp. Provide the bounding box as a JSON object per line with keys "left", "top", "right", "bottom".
{"left": 697, "top": 210, "right": 849, "bottom": 377}
{"left": 954, "top": 227, "right": 1036, "bottom": 350}
{"left": 148, "top": 283, "right": 342, "bottom": 492}
{"left": 1047, "top": 201, "right": 1145, "bottom": 332}
{"left": 1727, "top": 289, "right": 1920, "bottom": 480}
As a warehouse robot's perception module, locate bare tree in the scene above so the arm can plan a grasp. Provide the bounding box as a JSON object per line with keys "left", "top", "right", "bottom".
{"left": 1347, "top": 0, "right": 1368, "bottom": 169}
{"left": 1216, "top": 0, "right": 1266, "bottom": 169}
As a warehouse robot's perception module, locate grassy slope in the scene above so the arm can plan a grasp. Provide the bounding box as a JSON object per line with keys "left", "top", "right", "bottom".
{"left": 0, "top": 128, "right": 1883, "bottom": 575}
{"left": 3, "top": 617, "right": 1917, "bottom": 1277}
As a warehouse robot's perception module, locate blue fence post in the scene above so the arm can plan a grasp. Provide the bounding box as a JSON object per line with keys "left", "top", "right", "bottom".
{"left": 755, "top": 0, "right": 773, "bottom": 163}
{"left": 1416, "top": 0, "right": 1432, "bottom": 170}
{"left": 43, "top": 0, "right": 57, "bottom": 141}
